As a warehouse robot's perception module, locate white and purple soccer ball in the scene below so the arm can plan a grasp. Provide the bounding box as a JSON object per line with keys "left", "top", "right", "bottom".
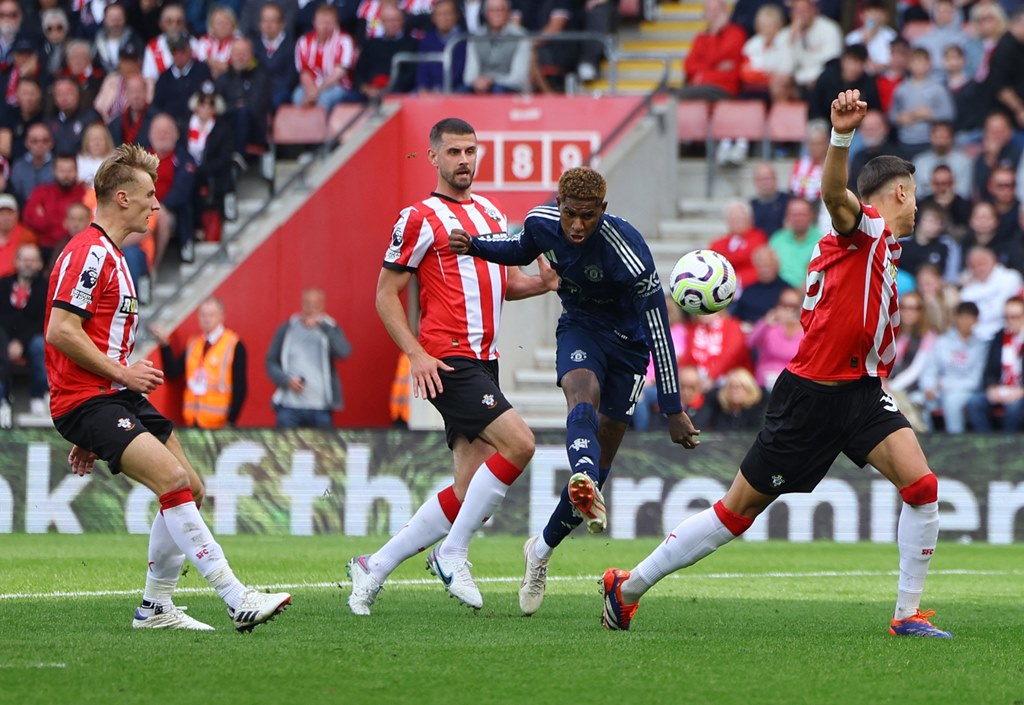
{"left": 669, "top": 249, "right": 737, "bottom": 315}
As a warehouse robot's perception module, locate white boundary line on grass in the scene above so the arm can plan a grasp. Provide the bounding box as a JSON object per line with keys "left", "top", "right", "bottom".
{"left": 2, "top": 568, "right": 1020, "bottom": 601}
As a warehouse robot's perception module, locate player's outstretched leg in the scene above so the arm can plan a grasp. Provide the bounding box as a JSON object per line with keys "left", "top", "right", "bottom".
{"left": 601, "top": 500, "right": 752, "bottom": 630}
{"left": 133, "top": 512, "right": 214, "bottom": 631}
{"left": 347, "top": 486, "right": 463, "bottom": 616}
{"left": 889, "top": 473, "right": 952, "bottom": 638}
{"left": 565, "top": 403, "right": 606, "bottom": 532}
{"left": 520, "top": 466, "right": 610, "bottom": 615}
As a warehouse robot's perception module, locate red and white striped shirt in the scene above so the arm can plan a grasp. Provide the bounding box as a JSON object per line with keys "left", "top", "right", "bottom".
{"left": 143, "top": 35, "right": 199, "bottom": 80}
{"left": 357, "top": 0, "right": 433, "bottom": 37}
{"left": 195, "top": 33, "right": 239, "bottom": 65}
{"left": 46, "top": 226, "right": 139, "bottom": 417}
{"left": 788, "top": 204, "right": 901, "bottom": 380}
{"left": 383, "top": 193, "right": 509, "bottom": 360}
{"left": 295, "top": 29, "right": 356, "bottom": 88}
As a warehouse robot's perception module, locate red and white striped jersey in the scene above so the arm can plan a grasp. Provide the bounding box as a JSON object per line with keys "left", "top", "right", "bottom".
{"left": 195, "top": 33, "right": 239, "bottom": 64}
{"left": 788, "top": 204, "right": 902, "bottom": 380}
{"left": 45, "top": 226, "right": 139, "bottom": 417}
{"left": 383, "top": 193, "right": 509, "bottom": 361}
{"left": 143, "top": 35, "right": 200, "bottom": 80}
{"left": 357, "top": 0, "right": 433, "bottom": 37}
{"left": 295, "top": 29, "right": 356, "bottom": 88}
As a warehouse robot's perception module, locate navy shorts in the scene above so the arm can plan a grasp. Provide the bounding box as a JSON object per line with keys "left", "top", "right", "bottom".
{"left": 740, "top": 369, "right": 911, "bottom": 495}
{"left": 429, "top": 356, "right": 513, "bottom": 449}
{"left": 52, "top": 390, "right": 175, "bottom": 474}
{"left": 556, "top": 322, "right": 648, "bottom": 422}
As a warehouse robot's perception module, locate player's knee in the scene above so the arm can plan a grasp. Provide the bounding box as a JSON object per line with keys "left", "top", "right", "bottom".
{"left": 191, "top": 479, "right": 206, "bottom": 509}
{"left": 157, "top": 466, "right": 191, "bottom": 496}
{"left": 899, "top": 472, "right": 938, "bottom": 506}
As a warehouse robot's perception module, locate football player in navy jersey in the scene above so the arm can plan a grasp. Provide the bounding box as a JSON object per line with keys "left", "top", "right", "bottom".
{"left": 449, "top": 166, "right": 701, "bottom": 615}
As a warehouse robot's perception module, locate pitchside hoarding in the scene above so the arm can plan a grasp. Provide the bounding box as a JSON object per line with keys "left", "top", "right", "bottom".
{"left": 0, "top": 430, "right": 1021, "bottom": 543}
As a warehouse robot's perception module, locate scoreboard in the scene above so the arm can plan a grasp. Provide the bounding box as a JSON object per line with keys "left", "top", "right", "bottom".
{"left": 474, "top": 131, "right": 601, "bottom": 190}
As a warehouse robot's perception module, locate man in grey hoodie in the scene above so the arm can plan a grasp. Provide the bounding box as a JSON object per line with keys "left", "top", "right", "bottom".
{"left": 266, "top": 287, "right": 351, "bottom": 428}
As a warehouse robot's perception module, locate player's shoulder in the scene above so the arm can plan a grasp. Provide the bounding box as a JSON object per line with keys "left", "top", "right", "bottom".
{"left": 599, "top": 214, "right": 652, "bottom": 263}
{"left": 525, "top": 203, "right": 560, "bottom": 225}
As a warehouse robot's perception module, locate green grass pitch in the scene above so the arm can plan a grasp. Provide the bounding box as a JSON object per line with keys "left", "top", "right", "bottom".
{"left": 1, "top": 534, "right": 1021, "bottom": 705}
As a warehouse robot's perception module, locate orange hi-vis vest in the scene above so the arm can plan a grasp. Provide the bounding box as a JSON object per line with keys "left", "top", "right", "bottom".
{"left": 182, "top": 329, "right": 240, "bottom": 429}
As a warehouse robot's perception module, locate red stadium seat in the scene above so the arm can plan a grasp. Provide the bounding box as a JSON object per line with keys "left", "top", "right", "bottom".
{"left": 327, "top": 104, "right": 368, "bottom": 143}
{"left": 677, "top": 100, "right": 710, "bottom": 143}
{"left": 704, "top": 100, "right": 768, "bottom": 196}
{"left": 766, "top": 100, "right": 808, "bottom": 146}
{"left": 272, "top": 105, "right": 328, "bottom": 145}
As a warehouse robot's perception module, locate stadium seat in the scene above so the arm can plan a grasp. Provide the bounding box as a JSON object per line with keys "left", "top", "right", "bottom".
{"left": 267, "top": 106, "right": 328, "bottom": 193}
{"left": 677, "top": 99, "right": 710, "bottom": 143}
{"left": 327, "top": 104, "right": 369, "bottom": 144}
{"left": 705, "top": 100, "right": 768, "bottom": 196}
{"left": 765, "top": 100, "right": 808, "bottom": 151}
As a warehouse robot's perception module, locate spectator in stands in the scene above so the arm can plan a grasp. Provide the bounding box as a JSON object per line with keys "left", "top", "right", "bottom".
{"left": 886, "top": 291, "right": 939, "bottom": 433}
{"left": 188, "top": 82, "right": 234, "bottom": 243}
{"left": 808, "top": 44, "right": 881, "bottom": 125}
{"left": 920, "top": 300, "right": 986, "bottom": 433}
{"left": 960, "top": 246, "right": 1024, "bottom": 342}
{"left": 750, "top": 161, "right": 789, "bottom": 236}
{"left": 943, "top": 45, "right": 986, "bottom": 147}
{"left": 253, "top": 1, "right": 297, "bottom": 111}
{"left": 94, "top": 42, "right": 146, "bottom": 123}
{"left": 965, "top": 2, "right": 1006, "bottom": 85}
{"left": 966, "top": 296, "right": 1024, "bottom": 432}
{"left": 59, "top": 40, "right": 105, "bottom": 108}
{"left": 680, "top": 0, "right": 746, "bottom": 101}
{"left": 293, "top": 4, "right": 360, "bottom": 109}
{"left": 127, "top": 0, "right": 164, "bottom": 43}
{"left": 739, "top": 3, "right": 794, "bottom": 103}
{"left": 845, "top": 1, "right": 896, "bottom": 75}
{"left": 106, "top": 74, "right": 152, "bottom": 148}
{"left": 788, "top": 118, "right": 827, "bottom": 202}
{"left": 512, "top": 0, "right": 577, "bottom": 93}
{"left": 389, "top": 351, "right": 409, "bottom": 428}
{"left": 92, "top": 2, "right": 142, "bottom": 74}
{"left": 152, "top": 33, "right": 213, "bottom": 129}
{"left": 770, "top": 197, "right": 821, "bottom": 289}
{"left": 0, "top": 79, "right": 46, "bottom": 162}
{"left": 986, "top": 166, "right": 1021, "bottom": 242}
{"left": 0, "top": 194, "right": 36, "bottom": 279}
{"left": 732, "top": 245, "right": 788, "bottom": 325}
{"left": 197, "top": 5, "right": 242, "bottom": 79}
{"left": 240, "top": 0, "right": 297, "bottom": 38}
{"left": 989, "top": 7, "right": 1024, "bottom": 132}
{"left": 354, "top": 3, "right": 418, "bottom": 99}
{"left": 0, "top": 242, "right": 46, "bottom": 418}
{"left": 50, "top": 200, "right": 91, "bottom": 277}
{"left": 848, "top": 110, "right": 902, "bottom": 194}
{"left": 972, "top": 112, "right": 1021, "bottom": 202}
{"left": 912, "top": 0, "right": 968, "bottom": 76}
{"left": 416, "top": 0, "right": 466, "bottom": 93}
{"left": 699, "top": 367, "right": 766, "bottom": 431}
{"left": 916, "top": 262, "right": 958, "bottom": 333}
{"left": 920, "top": 163, "right": 970, "bottom": 240}
{"left": 153, "top": 296, "right": 249, "bottom": 429}
{"left": 914, "top": 121, "right": 972, "bottom": 200}
{"left": 0, "top": 0, "right": 27, "bottom": 71}
{"left": 6, "top": 37, "right": 45, "bottom": 96}
{"left": 888, "top": 47, "right": 954, "bottom": 158}
{"left": 46, "top": 77, "right": 101, "bottom": 155}
{"left": 962, "top": 200, "right": 1024, "bottom": 275}
{"left": 899, "top": 202, "right": 960, "bottom": 284}
{"left": 679, "top": 308, "right": 753, "bottom": 388}
{"left": 216, "top": 37, "right": 271, "bottom": 155}
{"left": 745, "top": 286, "right": 803, "bottom": 391}
{"left": 148, "top": 112, "right": 197, "bottom": 269}
{"left": 11, "top": 122, "right": 54, "bottom": 204}
{"left": 40, "top": 8, "right": 70, "bottom": 77}
{"left": 142, "top": 4, "right": 192, "bottom": 85}
{"left": 22, "top": 153, "right": 85, "bottom": 262}
{"left": 576, "top": 0, "right": 616, "bottom": 84}
{"left": 875, "top": 36, "right": 908, "bottom": 113}
{"left": 77, "top": 0, "right": 114, "bottom": 38}
{"left": 462, "top": 0, "right": 531, "bottom": 94}
{"left": 76, "top": 122, "right": 115, "bottom": 187}
{"left": 266, "top": 286, "right": 351, "bottom": 428}
{"left": 779, "top": 0, "right": 842, "bottom": 95}
{"left": 633, "top": 294, "right": 687, "bottom": 431}
{"left": 708, "top": 199, "right": 767, "bottom": 289}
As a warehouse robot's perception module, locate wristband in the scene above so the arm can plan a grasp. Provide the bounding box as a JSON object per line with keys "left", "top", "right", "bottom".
{"left": 830, "top": 128, "right": 855, "bottom": 148}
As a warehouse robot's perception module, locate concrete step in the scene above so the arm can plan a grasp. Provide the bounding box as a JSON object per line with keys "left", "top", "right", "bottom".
{"left": 534, "top": 347, "right": 556, "bottom": 369}
{"left": 521, "top": 413, "right": 567, "bottom": 430}
{"left": 638, "top": 19, "right": 703, "bottom": 34}
{"left": 514, "top": 367, "right": 558, "bottom": 388}
{"left": 619, "top": 38, "right": 692, "bottom": 52}
{"left": 15, "top": 412, "right": 52, "bottom": 428}
{"left": 657, "top": 2, "right": 703, "bottom": 20}
{"left": 506, "top": 390, "right": 566, "bottom": 414}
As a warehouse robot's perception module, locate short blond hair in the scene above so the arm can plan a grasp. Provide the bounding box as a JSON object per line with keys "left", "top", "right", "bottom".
{"left": 94, "top": 144, "right": 159, "bottom": 202}
{"left": 558, "top": 167, "right": 606, "bottom": 201}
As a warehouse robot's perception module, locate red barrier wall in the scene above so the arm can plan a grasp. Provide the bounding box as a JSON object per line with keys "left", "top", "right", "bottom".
{"left": 149, "top": 95, "right": 644, "bottom": 428}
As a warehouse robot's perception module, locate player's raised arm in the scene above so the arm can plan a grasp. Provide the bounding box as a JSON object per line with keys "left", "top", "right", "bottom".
{"left": 822, "top": 89, "right": 868, "bottom": 235}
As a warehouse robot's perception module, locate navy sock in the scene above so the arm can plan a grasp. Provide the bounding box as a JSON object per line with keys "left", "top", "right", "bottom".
{"left": 565, "top": 403, "right": 600, "bottom": 482}
{"left": 542, "top": 466, "right": 611, "bottom": 549}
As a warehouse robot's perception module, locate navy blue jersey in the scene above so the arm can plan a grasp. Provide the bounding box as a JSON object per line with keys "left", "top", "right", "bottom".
{"left": 469, "top": 204, "right": 682, "bottom": 415}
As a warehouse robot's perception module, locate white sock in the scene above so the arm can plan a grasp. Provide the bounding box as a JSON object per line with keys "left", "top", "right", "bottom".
{"left": 160, "top": 498, "right": 247, "bottom": 610}
{"left": 438, "top": 455, "right": 522, "bottom": 562}
{"left": 367, "top": 487, "right": 460, "bottom": 583}
{"left": 623, "top": 507, "right": 737, "bottom": 603}
{"left": 141, "top": 512, "right": 185, "bottom": 612}
{"left": 534, "top": 536, "right": 555, "bottom": 561}
{"left": 894, "top": 500, "right": 938, "bottom": 620}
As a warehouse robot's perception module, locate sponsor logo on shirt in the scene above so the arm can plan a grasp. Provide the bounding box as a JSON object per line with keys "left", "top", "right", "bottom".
{"left": 119, "top": 296, "right": 139, "bottom": 315}
{"left": 633, "top": 271, "right": 662, "bottom": 299}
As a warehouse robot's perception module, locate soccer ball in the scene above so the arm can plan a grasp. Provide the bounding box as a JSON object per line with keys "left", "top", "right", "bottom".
{"left": 668, "top": 249, "right": 737, "bottom": 315}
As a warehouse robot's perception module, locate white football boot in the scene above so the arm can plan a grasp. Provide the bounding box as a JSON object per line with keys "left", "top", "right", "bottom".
{"left": 426, "top": 548, "right": 482, "bottom": 610}
{"left": 518, "top": 536, "right": 549, "bottom": 616}
{"left": 228, "top": 589, "right": 292, "bottom": 632}
{"left": 347, "top": 555, "right": 383, "bottom": 616}
{"left": 132, "top": 604, "right": 215, "bottom": 631}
